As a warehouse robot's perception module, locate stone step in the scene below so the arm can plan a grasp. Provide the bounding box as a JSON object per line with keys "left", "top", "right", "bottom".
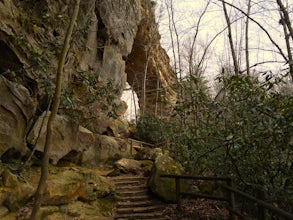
{"left": 115, "top": 212, "right": 165, "bottom": 219}
{"left": 111, "top": 175, "right": 167, "bottom": 220}
{"left": 116, "top": 200, "right": 163, "bottom": 208}
{"left": 111, "top": 176, "right": 147, "bottom": 183}
{"left": 117, "top": 194, "right": 152, "bottom": 202}
{"left": 117, "top": 189, "right": 149, "bottom": 197}
{"left": 114, "top": 217, "right": 167, "bottom": 220}
{"left": 116, "top": 218, "right": 166, "bottom": 220}
{"left": 116, "top": 185, "right": 148, "bottom": 191}
{"left": 116, "top": 205, "right": 164, "bottom": 215}
{"left": 114, "top": 180, "right": 145, "bottom": 187}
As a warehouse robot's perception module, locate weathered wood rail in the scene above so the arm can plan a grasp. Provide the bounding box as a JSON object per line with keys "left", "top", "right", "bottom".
{"left": 160, "top": 174, "right": 293, "bottom": 220}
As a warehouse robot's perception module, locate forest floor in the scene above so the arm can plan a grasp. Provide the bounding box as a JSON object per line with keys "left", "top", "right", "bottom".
{"left": 162, "top": 198, "right": 229, "bottom": 220}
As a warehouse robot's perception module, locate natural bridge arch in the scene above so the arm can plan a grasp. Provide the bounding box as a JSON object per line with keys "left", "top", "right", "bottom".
{"left": 125, "top": 1, "right": 177, "bottom": 116}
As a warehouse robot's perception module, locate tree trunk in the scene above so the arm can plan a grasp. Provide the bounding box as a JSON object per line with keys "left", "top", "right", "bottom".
{"left": 245, "top": 0, "right": 251, "bottom": 75}
{"left": 222, "top": 0, "right": 239, "bottom": 75}
{"left": 30, "top": 0, "right": 80, "bottom": 219}
{"left": 142, "top": 47, "right": 151, "bottom": 115}
{"left": 276, "top": 0, "right": 293, "bottom": 81}
{"left": 276, "top": 0, "right": 293, "bottom": 42}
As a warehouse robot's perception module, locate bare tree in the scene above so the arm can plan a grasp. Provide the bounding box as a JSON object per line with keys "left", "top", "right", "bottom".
{"left": 219, "top": 0, "right": 288, "bottom": 65}
{"left": 166, "top": 0, "right": 182, "bottom": 80}
{"left": 279, "top": 11, "right": 293, "bottom": 79}
{"left": 188, "top": 1, "right": 211, "bottom": 76}
{"left": 186, "top": 1, "right": 211, "bottom": 133}
{"left": 164, "top": 0, "right": 185, "bottom": 126}
{"left": 276, "top": 0, "right": 293, "bottom": 42}
{"left": 221, "top": 0, "right": 239, "bottom": 75}
{"left": 142, "top": 43, "right": 151, "bottom": 115}
{"left": 245, "top": 0, "right": 251, "bottom": 75}
{"left": 276, "top": 0, "right": 293, "bottom": 80}
{"left": 30, "top": 0, "right": 80, "bottom": 219}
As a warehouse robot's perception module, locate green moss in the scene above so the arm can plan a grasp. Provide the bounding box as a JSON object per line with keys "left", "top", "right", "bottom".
{"left": 148, "top": 155, "right": 185, "bottom": 203}
{"left": 98, "top": 195, "right": 118, "bottom": 213}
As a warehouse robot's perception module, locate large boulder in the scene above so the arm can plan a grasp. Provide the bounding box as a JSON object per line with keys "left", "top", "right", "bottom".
{"left": 42, "top": 168, "right": 115, "bottom": 205}
{"left": 135, "top": 147, "right": 163, "bottom": 161}
{"left": 0, "top": 206, "right": 9, "bottom": 218}
{"left": 27, "top": 112, "right": 96, "bottom": 165}
{"left": 114, "top": 158, "right": 142, "bottom": 174}
{"left": 107, "top": 118, "right": 130, "bottom": 138}
{"left": 148, "top": 155, "right": 184, "bottom": 203}
{"left": 96, "top": 135, "right": 133, "bottom": 163}
{"left": 0, "top": 76, "right": 36, "bottom": 158}
{"left": 28, "top": 113, "right": 134, "bottom": 165}
{"left": 112, "top": 158, "right": 153, "bottom": 176}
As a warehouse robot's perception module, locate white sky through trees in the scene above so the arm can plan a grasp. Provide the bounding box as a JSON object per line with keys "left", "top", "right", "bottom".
{"left": 122, "top": 0, "right": 293, "bottom": 120}
{"left": 155, "top": 0, "right": 292, "bottom": 84}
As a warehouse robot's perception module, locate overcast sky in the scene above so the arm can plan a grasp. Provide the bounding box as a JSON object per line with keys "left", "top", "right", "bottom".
{"left": 122, "top": 0, "right": 292, "bottom": 119}
{"left": 154, "top": 0, "right": 290, "bottom": 81}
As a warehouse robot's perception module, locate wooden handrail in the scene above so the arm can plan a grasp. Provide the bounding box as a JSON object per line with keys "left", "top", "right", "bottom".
{"left": 160, "top": 174, "right": 231, "bottom": 181}
{"left": 222, "top": 184, "right": 293, "bottom": 220}
{"left": 127, "top": 138, "right": 155, "bottom": 147}
{"left": 160, "top": 174, "right": 293, "bottom": 220}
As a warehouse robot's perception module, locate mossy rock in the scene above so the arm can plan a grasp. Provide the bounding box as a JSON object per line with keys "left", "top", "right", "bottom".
{"left": 1, "top": 169, "right": 18, "bottom": 188}
{"left": 98, "top": 195, "right": 117, "bottom": 213}
{"left": 148, "top": 155, "right": 184, "bottom": 203}
{"left": 0, "top": 169, "right": 34, "bottom": 212}
{"left": 43, "top": 168, "right": 115, "bottom": 205}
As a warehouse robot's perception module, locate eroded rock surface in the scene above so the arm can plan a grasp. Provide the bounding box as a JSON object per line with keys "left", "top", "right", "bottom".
{"left": 27, "top": 111, "right": 95, "bottom": 164}
{"left": 0, "top": 76, "right": 36, "bottom": 158}
{"left": 0, "top": 0, "right": 176, "bottom": 136}
{"left": 27, "top": 112, "right": 134, "bottom": 165}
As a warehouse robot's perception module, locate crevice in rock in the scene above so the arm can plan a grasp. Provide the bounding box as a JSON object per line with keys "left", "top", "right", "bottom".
{"left": 1, "top": 148, "right": 22, "bottom": 163}
{"left": 0, "top": 40, "right": 23, "bottom": 78}
{"left": 95, "top": 8, "right": 108, "bottom": 61}
{"left": 13, "top": 0, "right": 48, "bottom": 17}
{"left": 35, "top": 94, "right": 52, "bottom": 116}
{"left": 57, "top": 150, "right": 82, "bottom": 166}
{"left": 0, "top": 40, "right": 38, "bottom": 96}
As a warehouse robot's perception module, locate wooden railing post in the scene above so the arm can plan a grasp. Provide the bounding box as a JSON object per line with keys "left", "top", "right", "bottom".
{"left": 257, "top": 189, "right": 265, "bottom": 220}
{"left": 227, "top": 178, "right": 236, "bottom": 220}
{"left": 175, "top": 177, "right": 182, "bottom": 211}
{"left": 130, "top": 139, "right": 133, "bottom": 156}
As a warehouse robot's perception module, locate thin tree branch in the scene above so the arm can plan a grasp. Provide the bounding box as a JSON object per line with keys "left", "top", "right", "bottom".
{"left": 30, "top": 0, "right": 80, "bottom": 219}
{"left": 219, "top": 0, "right": 288, "bottom": 63}
{"left": 189, "top": 1, "right": 211, "bottom": 75}
{"left": 239, "top": 60, "right": 284, "bottom": 73}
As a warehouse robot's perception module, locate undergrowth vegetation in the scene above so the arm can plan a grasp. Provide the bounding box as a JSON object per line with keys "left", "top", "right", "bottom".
{"left": 135, "top": 73, "right": 293, "bottom": 212}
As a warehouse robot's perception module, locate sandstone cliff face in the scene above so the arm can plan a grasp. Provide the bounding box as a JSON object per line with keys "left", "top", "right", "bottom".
{"left": 0, "top": 0, "right": 176, "bottom": 161}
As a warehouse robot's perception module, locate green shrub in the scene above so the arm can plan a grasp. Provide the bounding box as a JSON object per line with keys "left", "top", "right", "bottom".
{"left": 133, "top": 113, "right": 166, "bottom": 145}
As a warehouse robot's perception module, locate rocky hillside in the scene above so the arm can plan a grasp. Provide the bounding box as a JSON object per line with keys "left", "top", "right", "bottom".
{"left": 0, "top": 0, "right": 177, "bottom": 164}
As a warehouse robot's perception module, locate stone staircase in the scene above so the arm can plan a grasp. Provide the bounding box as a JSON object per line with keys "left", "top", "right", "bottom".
{"left": 111, "top": 175, "right": 167, "bottom": 220}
